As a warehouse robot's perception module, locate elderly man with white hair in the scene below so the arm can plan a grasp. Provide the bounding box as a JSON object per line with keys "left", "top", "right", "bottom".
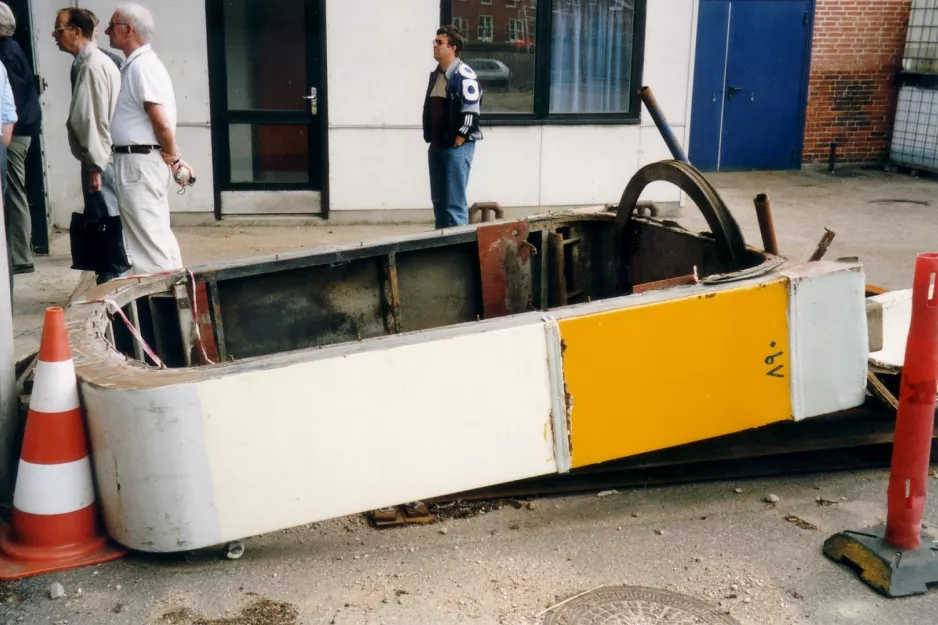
{"left": 105, "top": 2, "right": 194, "bottom": 275}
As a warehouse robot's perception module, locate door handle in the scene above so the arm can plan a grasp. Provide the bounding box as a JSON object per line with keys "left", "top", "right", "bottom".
{"left": 727, "top": 86, "right": 742, "bottom": 100}
{"left": 302, "top": 87, "right": 318, "bottom": 115}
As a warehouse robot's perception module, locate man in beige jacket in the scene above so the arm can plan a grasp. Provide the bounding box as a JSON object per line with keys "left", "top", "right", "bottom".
{"left": 54, "top": 6, "right": 129, "bottom": 283}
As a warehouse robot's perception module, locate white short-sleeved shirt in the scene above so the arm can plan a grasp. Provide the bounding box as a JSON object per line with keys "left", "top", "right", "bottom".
{"left": 110, "top": 44, "right": 177, "bottom": 146}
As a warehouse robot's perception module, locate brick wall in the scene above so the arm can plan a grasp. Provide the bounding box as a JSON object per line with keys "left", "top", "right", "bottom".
{"left": 803, "top": 0, "right": 911, "bottom": 164}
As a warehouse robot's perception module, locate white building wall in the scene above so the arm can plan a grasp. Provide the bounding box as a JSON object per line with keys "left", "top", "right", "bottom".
{"left": 31, "top": 0, "right": 696, "bottom": 224}
{"left": 30, "top": 0, "right": 214, "bottom": 228}
{"left": 326, "top": 0, "right": 698, "bottom": 212}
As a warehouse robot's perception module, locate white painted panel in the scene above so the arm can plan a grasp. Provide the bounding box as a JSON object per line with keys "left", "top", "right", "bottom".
{"left": 35, "top": 1, "right": 212, "bottom": 225}
{"left": 81, "top": 0, "right": 211, "bottom": 124}
{"left": 169, "top": 126, "right": 214, "bottom": 213}
{"left": 31, "top": 0, "right": 81, "bottom": 228}
{"left": 467, "top": 127, "right": 541, "bottom": 207}
{"left": 329, "top": 128, "right": 432, "bottom": 210}
{"left": 785, "top": 262, "right": 868, "bottom": 420}
{"left": 642, "top": 0, "right": 696, "bottom": 125}
{"left": 540, "top": 125, "right": 641, "bottom": 206}
{"left": 198, "top": 323, "right": 557, "bottom": 541}
{"left": 326, "top": 0, "right": 439, "bottom": 128}
{"left": 869, "top": 289, "right": 912, "bottom": 373}
{"left": 82, "top": 383, "right": 221, "bottom": 552}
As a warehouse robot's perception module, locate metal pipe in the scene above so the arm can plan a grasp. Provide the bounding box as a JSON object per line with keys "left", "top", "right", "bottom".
{"left": 753, "top": 193, "right": 779, "bottom": 256}
{"left": 808, "top": 228, "right": 836, "bottom": 262}
{"left": 639, "top": 86, "right": 689, "bottom": 163}
{"left": 469, "top": 202, "right": 504, "bottom": 223}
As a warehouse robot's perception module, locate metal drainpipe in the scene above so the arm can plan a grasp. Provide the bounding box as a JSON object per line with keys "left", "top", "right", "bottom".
{"left": 753, "top": 194, "right": 779, "bottom": 256}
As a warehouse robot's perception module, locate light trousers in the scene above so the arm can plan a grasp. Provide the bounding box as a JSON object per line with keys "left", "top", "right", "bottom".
{"left": 113, "top": 152, "right": 183, "bottom": 275}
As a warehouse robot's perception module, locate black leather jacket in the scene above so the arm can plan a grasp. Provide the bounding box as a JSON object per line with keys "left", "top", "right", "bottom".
{"left": 422, "top": 59, "right": 483, "bottom": 146}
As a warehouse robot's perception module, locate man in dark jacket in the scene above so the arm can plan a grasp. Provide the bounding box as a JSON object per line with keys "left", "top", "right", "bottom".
{"left": 422, "top": 25, "right": 482, "bottom": 229}
{"left": 0, "top": 2, "right": 40, "bottom": 275}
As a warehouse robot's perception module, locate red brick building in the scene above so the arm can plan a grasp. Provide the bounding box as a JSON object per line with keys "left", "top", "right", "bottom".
{"left": 450, "top": 0, "right": 537, "bottom": 45}
{"left": 803, "top": 0, "right": 912, "bottom": 164}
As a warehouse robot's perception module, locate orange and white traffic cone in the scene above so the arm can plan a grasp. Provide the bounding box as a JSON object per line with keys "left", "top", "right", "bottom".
{"left": 0, "top": 307, "right": 126, "bottom": 580}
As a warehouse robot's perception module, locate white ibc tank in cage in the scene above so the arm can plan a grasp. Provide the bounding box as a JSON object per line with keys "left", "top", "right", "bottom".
{"left": 905, "top": 0, "right": 938, "bottom": 73}
{"left": 890, "top": 85, "right": 938, "bottom": 172}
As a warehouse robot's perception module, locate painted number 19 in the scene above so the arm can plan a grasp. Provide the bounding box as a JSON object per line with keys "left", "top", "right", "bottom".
{"left": 765, "top": 341, "right": 785, "bottom": 378}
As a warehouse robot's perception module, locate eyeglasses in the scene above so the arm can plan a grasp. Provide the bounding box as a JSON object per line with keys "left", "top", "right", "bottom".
{"left": 433, "top": 38, "right": 450, "bottom": 46}
{"left": 107, "top": 21, "right": 131, "bottom": 30}
{"left": 52, "top": 25, "right": 76, "bottom": 35}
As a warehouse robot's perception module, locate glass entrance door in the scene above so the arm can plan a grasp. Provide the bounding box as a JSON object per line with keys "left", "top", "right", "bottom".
{"left": 209, "top": 0, "right": 325, "bottom": 214}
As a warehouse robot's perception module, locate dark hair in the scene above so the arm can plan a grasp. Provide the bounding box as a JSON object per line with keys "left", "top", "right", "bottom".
{"left": 56, "top": 7, "right": 97, "bottom": 39}
{"left": 437, "top": 25, "right": 464, "bottom": 56}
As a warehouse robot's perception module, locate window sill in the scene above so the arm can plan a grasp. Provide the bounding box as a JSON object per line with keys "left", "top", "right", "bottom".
{"left": 481, "top": 116, "right": 642, "bottom": 127}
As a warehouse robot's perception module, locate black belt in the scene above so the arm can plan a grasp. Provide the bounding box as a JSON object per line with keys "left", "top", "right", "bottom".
{"left": 112, "top": 144, "right": 162, "bottom": 154}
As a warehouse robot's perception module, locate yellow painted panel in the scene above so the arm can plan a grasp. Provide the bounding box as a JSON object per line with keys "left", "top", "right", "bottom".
{"left": 560, "top": 280, "right": 792, "bottom": 468}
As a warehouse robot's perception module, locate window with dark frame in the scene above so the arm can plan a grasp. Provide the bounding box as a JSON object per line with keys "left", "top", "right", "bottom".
{"left": 453, "top": 15, "right": 468, "bottom": 37}
{"left": 478, "top": 15, "right": 494, "bottom": 42}
{"left": 443, "top": 0, "right": 645, "bottom": 123}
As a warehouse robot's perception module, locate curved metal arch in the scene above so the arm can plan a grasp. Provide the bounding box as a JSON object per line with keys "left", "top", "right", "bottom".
{"left": 615, "top": 160, "right": 748, "bottom": 271}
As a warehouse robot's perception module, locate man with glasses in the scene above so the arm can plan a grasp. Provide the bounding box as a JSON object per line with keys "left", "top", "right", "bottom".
{"left": 53, "top": 7, "right": 130, "bottom": 284}
{"left": 422, "top": 25, "right": 483, "bottom": 229}
{"left": 104, "top": 3, "right": 193, "bottom": 275}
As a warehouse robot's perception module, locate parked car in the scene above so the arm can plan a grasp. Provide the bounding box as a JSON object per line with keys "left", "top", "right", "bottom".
{"left": 468, "top": 58, "right": 511, "bottom": 88}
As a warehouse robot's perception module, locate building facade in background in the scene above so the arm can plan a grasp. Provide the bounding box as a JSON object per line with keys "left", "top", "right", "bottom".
{"left": 2, "top": 0, "right": 927, "bottom": 239}
{"left": 802, "top": 0, "right": 913, "bottom": 165}
{"left": 10, "top": 0, "right": 690, "bottom": 228}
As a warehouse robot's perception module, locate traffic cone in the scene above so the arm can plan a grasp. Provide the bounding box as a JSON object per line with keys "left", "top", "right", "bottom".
{"left": 0, "top": 307, "right": 126, "bottom": 580}
{"left": 823, "top": 253, "right": 938, "bottom": 597}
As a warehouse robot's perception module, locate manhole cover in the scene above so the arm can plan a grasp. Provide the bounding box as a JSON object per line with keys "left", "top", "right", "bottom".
{"left": 543, "top": 585, "right": 741, "bottom": 624}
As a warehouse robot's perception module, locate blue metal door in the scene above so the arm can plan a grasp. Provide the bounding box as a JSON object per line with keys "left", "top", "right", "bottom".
{"left": 689, "top": 0, "right": 812, "bottom": 171}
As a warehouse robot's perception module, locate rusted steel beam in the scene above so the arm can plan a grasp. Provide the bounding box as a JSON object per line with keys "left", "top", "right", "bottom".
{"left": 632, "top": 273, "right": 698, "bottom": 294}
{"left": 867, "top": 370, "right": 899, "bottom": 411}
{"left": 477, "top": 221, "right": 532, "bottom": 319}
{"left": 615, "top": 160, "right": 747, "bottom": 271}
{"left": 753, "top": 193, "right": 779, "bottom": 256}
{"left": 174, "top": 282, "right": 198, "bottom": 367}
{"left": 126, "top": 300, "right": 146, "bottom": 364}
{"left": 808, "top": 228, "right": 836, "bottom": 262}
{"left": 381, "top": 253, "right": 403, "bottom": 334}
{"left": 539, "top": 230, "right": 550, "bottom": 309}
{"left": 550, "top": 232, "right": 567, "bottom": 307}
{"left": 207, "top": 280, "right": 228, "bottom": 362}
{"left": 190, "top": 281, "right": 220, "bottom": 365}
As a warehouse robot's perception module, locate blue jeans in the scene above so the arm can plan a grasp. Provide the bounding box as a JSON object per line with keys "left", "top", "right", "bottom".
{"left": 428, "top": 142, "right": 475, "bottom": 229}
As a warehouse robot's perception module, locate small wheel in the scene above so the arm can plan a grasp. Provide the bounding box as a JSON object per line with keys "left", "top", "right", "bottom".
{"left": 224, "top": 541, "right": 245, "bottom": 560}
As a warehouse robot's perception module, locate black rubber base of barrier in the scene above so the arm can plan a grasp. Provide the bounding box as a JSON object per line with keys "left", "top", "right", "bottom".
{"left": 823, "top": 525, "right": 938, "bottom": 597}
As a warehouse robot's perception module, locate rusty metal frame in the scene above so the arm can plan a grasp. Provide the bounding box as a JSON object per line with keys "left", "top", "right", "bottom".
{"left": 381, "top": 253, "right": 403, "bottom": 334}
{"left": 544, "top": 317, "right": 571, "bottom": 473}
{"left": 615, "top": 160, "right": 748, "bottom": 271}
